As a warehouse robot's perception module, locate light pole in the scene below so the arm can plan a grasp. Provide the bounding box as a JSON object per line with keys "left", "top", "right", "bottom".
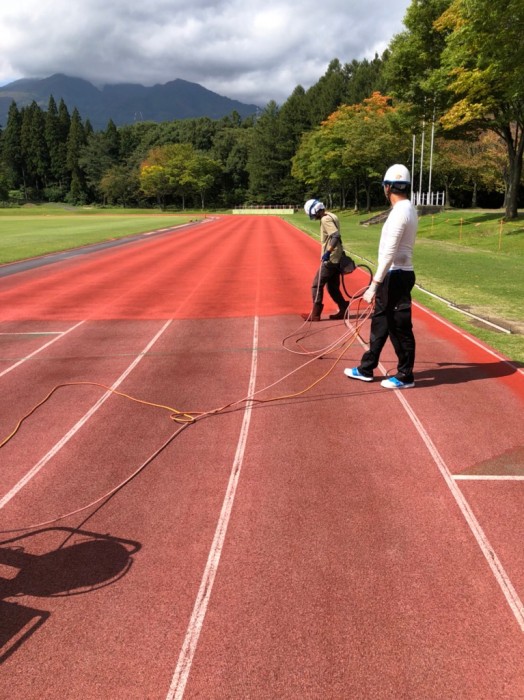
{"left": 428, "top": 106, "right": 436, "bottom": 204}
{"left": 411, "top": 134, "right": 416, "bottom": 203}
{"left": 419, "top": 117, "right": 425, "bottom": 204}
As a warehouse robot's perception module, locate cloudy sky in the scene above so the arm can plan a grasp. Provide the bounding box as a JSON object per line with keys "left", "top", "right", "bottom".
{"left": 0, "top": 0, "right": 412, "bottom": 107}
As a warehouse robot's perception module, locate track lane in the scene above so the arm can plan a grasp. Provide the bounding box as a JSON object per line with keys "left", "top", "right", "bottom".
{"left": 1, "top": 215, "right": 523, "bottom": 698}
{"left": 0, "top": 216, "right": 323, "bottom": 321}
{"left": 168, "top": 314, "right": 524, "bottom": 699}
{"left": 0, "top": 320, "right": 168, "bottom": 492}
{"left": 1, "top": 317, "right": 257, "bottom": 697}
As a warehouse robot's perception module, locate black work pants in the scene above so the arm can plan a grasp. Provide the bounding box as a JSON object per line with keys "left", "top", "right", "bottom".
{"left": 359, "top": 270, "right": 416, "bottom": 383}
{"left": 311, "top": 262, "right": 346, "bottom": 307}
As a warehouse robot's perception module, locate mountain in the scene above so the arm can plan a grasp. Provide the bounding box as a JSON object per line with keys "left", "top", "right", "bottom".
{"left": 0, "top": 74, "right": 260, "bottom": 129}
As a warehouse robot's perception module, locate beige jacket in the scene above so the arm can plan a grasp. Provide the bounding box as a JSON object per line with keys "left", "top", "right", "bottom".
{"left": 320, "top": 212, "right": 343, "bottom": 264}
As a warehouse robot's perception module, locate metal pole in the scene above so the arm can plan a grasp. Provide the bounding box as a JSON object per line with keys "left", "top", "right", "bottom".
{"left": 419, "top": 119, "right": 425, "bottom": 204}
{"left": 411, "top": 134, "right": 416, "bottom": 203}
{"left": 428, "top": 108, "right": 435, "bottom": 204}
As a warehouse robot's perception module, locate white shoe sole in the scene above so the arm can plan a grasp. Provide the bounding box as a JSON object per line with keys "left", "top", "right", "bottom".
{"left": 380, "top": 379, "right": 415, "bottom": 389}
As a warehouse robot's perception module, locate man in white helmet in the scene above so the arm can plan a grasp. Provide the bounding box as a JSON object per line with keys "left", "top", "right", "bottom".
{"left": 344, "top": 164, "right": 418, "bottom": 389}
{"left": 301, "top": 199, "right": 349, "bottom": 321}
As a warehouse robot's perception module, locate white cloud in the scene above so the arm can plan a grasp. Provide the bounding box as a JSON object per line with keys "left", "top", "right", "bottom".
{"left": 0, "top": 0, "right": 411, "bottom": 106}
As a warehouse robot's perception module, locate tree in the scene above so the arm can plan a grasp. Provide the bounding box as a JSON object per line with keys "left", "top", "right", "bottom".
{"left": 140, "top": 164, "right": 172, "bottom": 209}
{"left": 0, "top": 161, "right": 10, "bottom": 200}
{"left": 344, "top": 55, "right": 388, "bottom": 106}
{"left": 385, "top": 0, "right": 524, "bottom": 218}
{"left": 79, "top": 127, "right": 122, "bottom": 199}
{"left": 211, "top": 120, "right": 250, "bottom": 206}
{"left": 277, "top": 86, "right": 315, "bottom": 201}
{"left": 104, "top": 119, "right": 121, "bottom": 160}
{"left": 1, "top": 102, "right": 24, "bottom": 190}
{"left": 292, "top": 124, "right": 351, "bottom": 208}
{"left": 57, "top": 98, "right": 71, "bottom": 136}
{"left": 66, "top": 108, "right": 88, "bottom": 203}
{"left": 162, "top": 142, "right": 197, "bottom": 208}
{"left": 20, "top": 101, "right": 50, "bottom": 197}
{"left": 186, "top": 152, "right": 222, "bottom": 209}
{"left": 338, "top": 93, "right": 411, "bottom": 210}
{"left": 293, "top": 93, "right": 411, "bottom": 210}
{"left": 433, "top": 0, "right": 524, "bottom": 218}
{"left": 432, "top": 132, "right": 506, "bottom": 206}
{"left": 45, "top": 96, "right": 60, "bottom": 173}
{"left": 45, "top": 95, "right": 69, "bottom": 198}
{"left": 139, "top": 142, "right": 216, "bottom": 209}
{"left": 56, "top": 99, "right": 71, "bottom": 193}
{"left": 383, "top": 0, "right": 452, "bottom": 111}
{"left": 119, "top": 121, "right": 158, "bottom": 167}
{"left": 304, "top": 59, "right": 348, "bottom": 124}
{"left": 176, "top": 117, "right": 217, "bottom": 151}
{"left": 246, "top": 101, "right": 290, "bottom": 203}
{"left": 99, "top": 165, "right": 140, "bottom": 206}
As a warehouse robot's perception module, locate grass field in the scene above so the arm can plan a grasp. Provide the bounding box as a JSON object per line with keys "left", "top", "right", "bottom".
{"left": 0, "top": 204, "right": 202, "bottom": 263}
{"left": 286, "top": 209, "right": 524, "bottom": 365}
{"left": 1, "top": 204, "right": 522, "bottom": 364}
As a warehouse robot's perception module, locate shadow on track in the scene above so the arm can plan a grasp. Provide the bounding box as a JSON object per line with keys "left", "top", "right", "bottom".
{"left": 0, "top": 527, "right": 141, "bottom": 663}
{"left": 410, "top": 360, "right": 524, "bottom": 386}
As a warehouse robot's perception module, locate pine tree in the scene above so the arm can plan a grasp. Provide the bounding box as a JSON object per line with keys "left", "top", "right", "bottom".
{"left": 105, "top": 119, "right": 121, "bottom": 161}
{"left": 246, "top": 101, "right": 290, "bottom": 203}
{"left": 20, "top": 101, "right": 50, "bottom": 197}
{"left": 66, "top": 108, "right": 88, "bottom": 203}
{"left": 45, "top": 95, "right": 68, "bottom": 197}
{"left": 277, "top": 86, "right": 314, "bottom": 201}
{"left": 305, "top": 59, "right": 347, "bottom": 125}
{"left": 1, "top": 101, "right": 24, "bottom": 191}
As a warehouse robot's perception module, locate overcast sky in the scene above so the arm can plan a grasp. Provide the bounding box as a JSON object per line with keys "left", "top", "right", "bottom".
{"left": 0, "top": 0, "right": 412, "bottom": 107}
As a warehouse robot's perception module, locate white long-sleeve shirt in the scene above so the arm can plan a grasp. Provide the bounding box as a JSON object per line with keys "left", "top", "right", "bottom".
{"left": 374, "top": 199, "right": 418, "bottom": 283}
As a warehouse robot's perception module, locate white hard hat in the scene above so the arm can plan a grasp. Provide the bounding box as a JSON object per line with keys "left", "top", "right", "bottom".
{"left": 382, "top": 164, "right": 411, "bottom": 189}
{"left": 304, "top": 198, "right": 325, "bottom": 219}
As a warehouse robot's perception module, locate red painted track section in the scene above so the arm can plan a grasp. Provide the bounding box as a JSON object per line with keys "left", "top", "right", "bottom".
{"left": 1, "top": 215, "right": 523, "bottom": 699}
{"left": 0, "top": 216, "right": 315, "bottom": 320}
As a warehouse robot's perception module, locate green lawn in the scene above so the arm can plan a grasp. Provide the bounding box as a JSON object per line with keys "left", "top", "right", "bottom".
{"left": 0, "top": 204, "right": 201, "bottom": 263}
{"left": 285, "top": 209, "right": 524, "bottom": 364}
{"left": 1, "top": 204, "right": 522, "bottom": 364}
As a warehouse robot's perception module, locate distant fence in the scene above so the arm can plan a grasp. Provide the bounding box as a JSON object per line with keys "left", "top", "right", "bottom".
{"left": 233, "top": 205, "right": 297, "bottom": 215}
{"left": 412, "top": 191, "right": 445, "bottom": 206}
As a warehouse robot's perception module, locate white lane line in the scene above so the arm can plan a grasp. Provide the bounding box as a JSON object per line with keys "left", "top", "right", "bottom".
{"left": 454, "top": 474, "right": 524, "bottom": 481}
{"left": 0, "top": 321, "right": 85, "bottom": 379}
{"left": 352, "top": 322, "right": 524, "bottom": 630}
{"left": 166, "top": 316, "right": 259, "bottom": 700}
{"left": 0, "top": 332, "right": 62, "bottom": 336}
{"left": 0, "top": 320, "right": 172, "bottom": 510}
{"left": 392, "top": 387, "right": 524, "bottom": 632}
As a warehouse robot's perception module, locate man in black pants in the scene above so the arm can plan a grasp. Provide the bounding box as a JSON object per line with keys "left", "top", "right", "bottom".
{"left": 301, "top": 199, "right": 349, "bottom": 322}
{"left": 344, "top": 164, "right": 418, "bottom": 389}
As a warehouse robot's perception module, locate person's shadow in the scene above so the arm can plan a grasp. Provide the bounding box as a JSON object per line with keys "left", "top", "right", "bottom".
{"left": 412, "top": 360, "right": 524, "bottom": 387}
{"left": 0, "top": 527, "right": 141, "bottom": 663}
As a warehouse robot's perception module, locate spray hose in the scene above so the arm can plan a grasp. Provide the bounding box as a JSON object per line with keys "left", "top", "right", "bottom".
{"left": 0, "top": 298, "right": 373, "bottom": 533}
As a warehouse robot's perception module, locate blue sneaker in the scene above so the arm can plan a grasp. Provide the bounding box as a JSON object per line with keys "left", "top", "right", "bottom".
{"left": 380, "top": 376, "right": 415, "bottom": 389}
{"left": 344, "top": 367, "right": 373, "bottom": 382}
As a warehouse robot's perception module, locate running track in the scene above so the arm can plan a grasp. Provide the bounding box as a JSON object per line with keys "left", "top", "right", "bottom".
{"left": 0, "top": 215, "right": 523, "bottom": 699}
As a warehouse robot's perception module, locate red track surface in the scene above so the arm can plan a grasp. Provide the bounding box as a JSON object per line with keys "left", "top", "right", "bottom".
{"left": 1, "top": 215, "right": 523, "bottom": 699}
